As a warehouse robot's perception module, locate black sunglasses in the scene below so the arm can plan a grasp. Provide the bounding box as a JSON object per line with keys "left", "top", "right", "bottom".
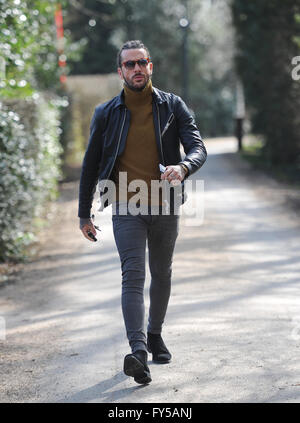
{"left": 122, "top": 58, "right": 151, "bottom": 70}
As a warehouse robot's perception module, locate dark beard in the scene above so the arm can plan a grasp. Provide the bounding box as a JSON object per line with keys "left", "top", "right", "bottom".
{"left": 123, "top": 74, "right": 151, "bottom": 92}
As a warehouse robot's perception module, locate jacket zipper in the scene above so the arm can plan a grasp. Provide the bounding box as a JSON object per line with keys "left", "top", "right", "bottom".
{"left": 156, "top": 103, "right": 171, "bottom": 213}
{"left": 156, "top": 103, "right": 165, "bottom": 165}
{"left": 161, "top": 113, "right": 174, "bottom": 138}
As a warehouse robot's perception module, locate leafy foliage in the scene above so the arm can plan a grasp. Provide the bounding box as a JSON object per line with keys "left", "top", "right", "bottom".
{"left": 0, "top": 97, "right": 63, "bottom": 261}
{"left": 0, "top": 0, "right": 83, "bottom": 97}
{"left": 0, "top": 0, "right": 74, "bottom": 262}
{"left": 232, "top": 0, "right": 300, "bottom": 166}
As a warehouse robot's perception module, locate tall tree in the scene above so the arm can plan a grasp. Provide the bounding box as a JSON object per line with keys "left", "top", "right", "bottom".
{"left": 64, "top": 0, "right": 119, "bottom": 74}
{"left": 232, "top": 0, "right": 300, "bottom": 166}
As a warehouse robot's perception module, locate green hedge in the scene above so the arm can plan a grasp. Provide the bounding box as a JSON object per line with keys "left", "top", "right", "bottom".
{"left": 0, "top": 95, "right": 63, "bottom": 262}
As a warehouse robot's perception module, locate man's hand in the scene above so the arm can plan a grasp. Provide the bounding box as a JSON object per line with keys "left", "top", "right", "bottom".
{"left": 161, "top": 165, "right": 186, "bottom": 186}
{"left": 80, "top": 218, "right": 97, "bottom": 242}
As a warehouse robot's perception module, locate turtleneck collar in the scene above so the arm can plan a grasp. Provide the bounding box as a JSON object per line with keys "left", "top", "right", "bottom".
{"left": 124, "top": 79, "right": 153, "bottom": 106}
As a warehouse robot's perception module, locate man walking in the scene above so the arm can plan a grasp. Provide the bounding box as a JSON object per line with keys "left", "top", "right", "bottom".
{"left": 78, "top": 40, "right": 207, "bottom": 384}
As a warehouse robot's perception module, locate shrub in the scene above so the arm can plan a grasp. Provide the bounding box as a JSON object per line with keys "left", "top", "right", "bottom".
{"left": 0, "top": 95, "right": 63, "bottom": 261}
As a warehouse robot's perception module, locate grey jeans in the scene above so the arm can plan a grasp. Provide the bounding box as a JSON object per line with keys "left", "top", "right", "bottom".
{"left": 112, "top": 205, "right": 179, "bottom": 353}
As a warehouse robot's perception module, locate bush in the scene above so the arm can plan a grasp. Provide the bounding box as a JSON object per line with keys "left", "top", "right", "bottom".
{"left": 0, "top": 95, "right": 63, "bottom": 262}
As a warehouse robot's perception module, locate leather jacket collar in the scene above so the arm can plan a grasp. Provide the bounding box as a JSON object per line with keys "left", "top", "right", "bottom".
{"left": 113, "top": 85, "right": 167, "bottom": 109}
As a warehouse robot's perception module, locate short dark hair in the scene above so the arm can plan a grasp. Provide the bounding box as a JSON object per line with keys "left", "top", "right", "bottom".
{"left": 117, "top": 40, "right": 151, "bottom": 68}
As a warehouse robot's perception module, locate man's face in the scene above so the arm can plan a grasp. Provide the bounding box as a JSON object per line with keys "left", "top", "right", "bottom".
{"left": 118, "top": 48, "right": 153, "bottom": 91}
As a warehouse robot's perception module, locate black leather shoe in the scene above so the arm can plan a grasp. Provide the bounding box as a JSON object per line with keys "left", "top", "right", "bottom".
{"left": 123, "top": 350, "right": 152, "bottom": 384}
{"left": 147, "top": 332, "right": 172, "bottom": 363}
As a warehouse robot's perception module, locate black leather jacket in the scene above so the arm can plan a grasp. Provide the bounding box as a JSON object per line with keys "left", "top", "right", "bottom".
{"left": 78, "top": 86, "right": 207, "bottom": 218}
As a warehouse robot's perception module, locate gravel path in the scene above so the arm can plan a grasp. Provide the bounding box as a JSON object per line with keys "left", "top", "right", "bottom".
{"left": 0, "top": 137, "right": 300, "bottom": 403}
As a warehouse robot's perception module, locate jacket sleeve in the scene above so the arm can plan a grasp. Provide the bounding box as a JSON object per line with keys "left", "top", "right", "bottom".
{"left": 78, "top": 108, "right": 103, "bottom": 218}
{"left": 175, "top": 96, "right": 207, "bottom": 176}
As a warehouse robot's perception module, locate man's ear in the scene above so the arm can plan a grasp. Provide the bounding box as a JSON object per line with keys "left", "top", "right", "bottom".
{"left": 118, "top": 67, "right": 124, "bottom": 80}
{"left": 149, "top": 62, "right": 153, "bottom": 76}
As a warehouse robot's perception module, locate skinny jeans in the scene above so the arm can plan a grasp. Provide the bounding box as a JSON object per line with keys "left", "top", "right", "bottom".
{"left": 112, "top": 204, "right": 179, "bottom": 353}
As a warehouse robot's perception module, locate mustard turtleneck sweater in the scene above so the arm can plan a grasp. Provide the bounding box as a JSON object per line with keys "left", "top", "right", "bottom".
{"left": 114, "top": 79, "right": 162, "bottom": 205}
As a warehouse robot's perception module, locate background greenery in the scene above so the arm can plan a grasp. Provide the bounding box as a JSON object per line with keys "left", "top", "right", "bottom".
{"left": 0, "top": 0, "right": 72, "bottom": 261}
{"left": 232, "top": 0, "right": 300, "bottom": 173}
{"left": 0, "top": 97, "right": 63, "bottom": 261}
